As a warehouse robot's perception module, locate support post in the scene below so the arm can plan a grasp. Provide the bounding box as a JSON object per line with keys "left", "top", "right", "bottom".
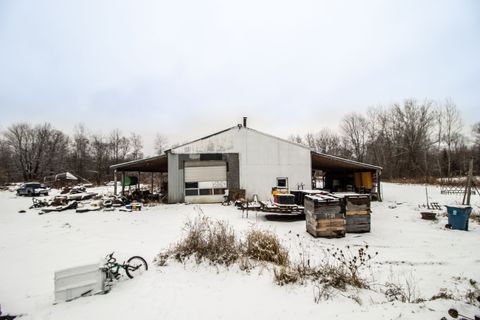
{"left": 114, "top": 169, "right": 117, "bottom": 195}
{"left": 121, "top": 172, "right": 125, "bottom": 195}
{"left": 376, "top": 170, "right": 382, "bottom": 202}
{"left": 151, "top": 172, "right": 154, "bottom": 194}
{"left": 463, "top": 159, "right": 473, "bottom": 205}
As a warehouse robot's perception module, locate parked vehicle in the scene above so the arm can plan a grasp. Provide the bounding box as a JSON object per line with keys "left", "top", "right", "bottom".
{"left": 16, "top": 182, "right": 49, "bottom": 196}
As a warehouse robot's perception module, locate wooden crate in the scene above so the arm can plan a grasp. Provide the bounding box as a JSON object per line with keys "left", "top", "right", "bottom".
{"left": 346, "top": 212, "right": 371, "bottom": 233}
{"left": 304, "top": 195, "right": 345, "bottom": 238}
{"left": 337, "top": 194, "right": 371, "bottom": 233}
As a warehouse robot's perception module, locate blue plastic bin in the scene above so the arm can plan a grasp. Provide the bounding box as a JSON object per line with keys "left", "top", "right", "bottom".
{"left": 446, "top": 206, "right": 472, "bottom": 231}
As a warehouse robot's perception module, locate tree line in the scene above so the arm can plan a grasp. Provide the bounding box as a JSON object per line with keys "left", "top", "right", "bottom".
{"left": 0, "top": 98, "right": 478, "bottom": 184}
{"left": 0, "top": 123, "right": 168, "bottom": 184}
{"left": 289, "top": 98, "right": 480, "bottom": 180}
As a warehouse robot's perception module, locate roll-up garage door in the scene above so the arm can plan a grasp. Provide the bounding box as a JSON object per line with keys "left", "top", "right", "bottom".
{"left": 184, "top": 161, "right": 227, "bottom": 203}
{"left": 185, "top": 164, "right": 226, "bottom": 182}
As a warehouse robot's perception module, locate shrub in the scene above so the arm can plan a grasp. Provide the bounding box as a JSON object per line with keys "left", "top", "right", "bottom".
{"left": 245, "top": 229, "right": 289, "bottom": 267}
{"left": 273, "top": 266, "right": 300, "bottom": 286}
{"left": 157, "top": 216, "right": 294, "bottom": 268}
{"left": 160, "top": 215, "right": 240, "bottom": 266}
{"left": 156, "top": 214, "right": 378, "bottom": 303}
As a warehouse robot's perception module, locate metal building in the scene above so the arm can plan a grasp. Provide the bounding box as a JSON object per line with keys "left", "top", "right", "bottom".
{"left": 110, "top": 121, "right": 382, "bottom": 203}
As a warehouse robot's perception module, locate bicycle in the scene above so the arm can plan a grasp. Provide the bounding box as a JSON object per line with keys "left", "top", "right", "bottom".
{"left": 442, "top": 308, "right": 480, "bottom": 320}
{"left": 102, "top": 252, "right": 148, "bottom": 284}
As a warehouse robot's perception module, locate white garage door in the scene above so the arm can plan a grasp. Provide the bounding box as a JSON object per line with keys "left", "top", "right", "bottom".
{"left": 184, "top": 161, "right": 227, "bottom": 203}
{"left": 185, "top": 166, "right": 226, "bottom": 182}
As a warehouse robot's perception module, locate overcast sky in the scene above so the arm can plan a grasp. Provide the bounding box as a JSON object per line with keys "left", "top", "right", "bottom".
{"left": 0, "top": 0, "right": 479, "bottom": 155}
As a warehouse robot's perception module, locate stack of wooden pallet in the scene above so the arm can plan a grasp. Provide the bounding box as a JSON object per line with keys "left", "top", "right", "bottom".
{"left": 304, "top": 194, "right": 345, "bottom": 238}
{"left": 339, "top": 194, "right": 371, "bottom": 233}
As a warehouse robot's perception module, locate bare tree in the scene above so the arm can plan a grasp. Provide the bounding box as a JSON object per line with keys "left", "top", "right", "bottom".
{"left": 129, "top": 132, "right": 144, "bottom": 160}
{"left": 287, "top": 134, "right": 303, "bottom": 145}
{"left": 304, "top": 132, "right": 315, "bottom": 149}
{"left": 341, "top": 113, "right": 368, "bottom": 162}
{"left": 364, "top": 107, "right": 395, "bottom": 177}
{"left": 473, "top": 122, "right": 480, "bottom": 146}
{"left": 71, "top": 124, "right": 90, "bottom": 177}
{"left": 432, "top": 103, "right": 444, "bottom": 176}
{"left": 90, "top": 134, "right": 109, "bottom": 184}
{"left": 391, "top": 99, "right": 435, "bottom": 177}
{"left": 472, "top": 122, "right": 480, "bottom": 174}
{"left": 154, "top": 134, "right": 168, "bottom": 155}
{"left": 304, "top": 129, "right": 342, "bottom": 155}
{"left": 3, "top": 123, "right": 69, "bottom": 180}
{"left": 441, "top": 99, "right": 463, "bottom": 176}
{"left": 0, "top": 137, "right": 13, "bottom": 183}
{"left": 109, "top": 129, "right": 130, "bottom": 163}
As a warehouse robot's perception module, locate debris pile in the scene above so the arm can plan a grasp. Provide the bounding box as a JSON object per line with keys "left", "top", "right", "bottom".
{"left": 25, "top": 186, "right": 163, "bottom": 215}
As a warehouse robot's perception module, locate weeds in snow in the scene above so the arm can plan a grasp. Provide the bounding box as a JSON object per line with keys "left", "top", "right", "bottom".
{"left": 245, "top": 229, "right": 289, "bottom": 267}
{"left": 155, "top": 215, "right": 290, "bottom": 268}
{"left": 430, "top": 288, "right": 455, "bottom": 301}
{"left": 157, "top": 214, "right": 380, "bottom": 303}
{"left": 326, "top": 245, "right": 377, "bottom": 289}
{"left": 384, "top": 273, "right": 424, "bottom": 303}
{"left": 158, "top": 215, "right": 240, "bottom": 266}
{"left": 470, "top": 210, "right": 480, "bottom": 224}
{"left": 465, "top": 279, "right": 480, "bottom": 306}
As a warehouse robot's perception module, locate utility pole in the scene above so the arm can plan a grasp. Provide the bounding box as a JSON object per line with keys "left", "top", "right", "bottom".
{"left": 462, "top": 159, "right": 473, "bottom": 205}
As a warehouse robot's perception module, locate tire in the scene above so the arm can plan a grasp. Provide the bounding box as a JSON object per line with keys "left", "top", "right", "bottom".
{"left": 125, "top": 256, "right": 148, "bottom": 279}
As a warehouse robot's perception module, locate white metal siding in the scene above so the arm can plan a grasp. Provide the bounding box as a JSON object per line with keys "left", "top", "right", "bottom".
{"left": 184, "top": 165, "right": 226, "bottom": 183}
{"left": 171, "top": 127, "right": 312, "bottom": 201}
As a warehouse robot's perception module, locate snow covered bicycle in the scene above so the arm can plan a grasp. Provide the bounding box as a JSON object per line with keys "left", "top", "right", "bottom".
{"left": 102, "top": 252, "right": 148, "bottom": 282}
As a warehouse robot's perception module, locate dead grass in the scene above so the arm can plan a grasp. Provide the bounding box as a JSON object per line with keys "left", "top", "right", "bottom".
{"left": 383, "top": 273, "right": 425, "bottom": 303}
{"left": 157, "top": 215, "right": 377, "bottom": 302}
{"left": 273, "top": 245, "right": 377, "bottom": 292}
{"left": 156, "top": 215, "right": 290, "bottom": 268}
{"left": 465, "top": 279, "right": 480, "bottom": 306}
{"left": 430, "top": 288, "right": 455, "bottom": 301}
{"left": 470, "top": 210, "right": 480, "bottom": 224}
{"left": 159, "top": 215, "right": 240, "bottom": 266}
{"left": 245, "top": 229, "right": 289, "bottom": 266}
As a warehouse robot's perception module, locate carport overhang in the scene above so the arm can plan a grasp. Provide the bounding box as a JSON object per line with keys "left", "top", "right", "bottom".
{"left": 311, "top": 151, "right": 382, "bottom": 173}
{"left": 110, "top": 154, "right": 168, "bottom": 173}
{"left": 311, "top": 151, "right": 382, "bottom": 200}
{"left": 109, "top": 154, "right": 168, "bottom": 194}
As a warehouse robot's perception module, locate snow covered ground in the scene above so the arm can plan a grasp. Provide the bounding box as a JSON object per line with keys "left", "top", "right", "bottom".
{"left": 0, "top": 183, "right": 479, "bottom": 319}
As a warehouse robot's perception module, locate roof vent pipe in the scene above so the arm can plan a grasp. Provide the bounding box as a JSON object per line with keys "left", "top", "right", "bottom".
{"left": 243, "top": 117, "right": 247, "bottom": 127}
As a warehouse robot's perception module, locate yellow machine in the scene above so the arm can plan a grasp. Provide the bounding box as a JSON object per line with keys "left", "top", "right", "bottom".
{"left": 271, "top": 187, "right": 295, "bottom": 206}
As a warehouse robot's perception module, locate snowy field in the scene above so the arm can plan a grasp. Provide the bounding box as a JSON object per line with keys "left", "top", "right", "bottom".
{"left": 0, "top": 183, "right": 479, "bottom": 319}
